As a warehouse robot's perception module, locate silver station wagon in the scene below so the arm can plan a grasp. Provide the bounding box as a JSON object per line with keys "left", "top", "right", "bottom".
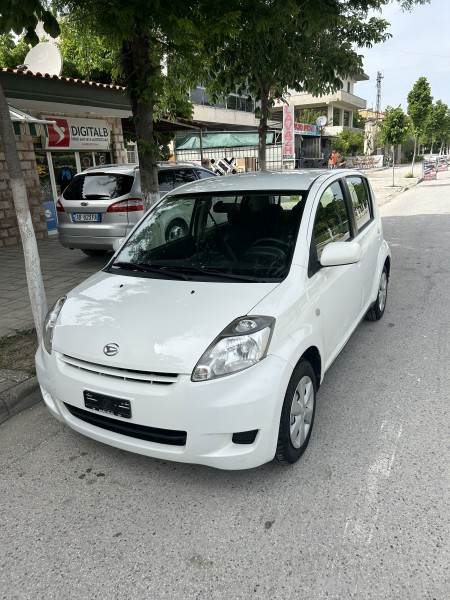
{"left": 56, "top": 162, "right": 215, "bottom": 256}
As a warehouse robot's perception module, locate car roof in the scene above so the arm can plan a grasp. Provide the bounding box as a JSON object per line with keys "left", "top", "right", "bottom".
{"left": 167, "top": 169, "right": 362, "bottom": 195}
{"left": 79, "top": 161, "right": 210, "bottom": 176}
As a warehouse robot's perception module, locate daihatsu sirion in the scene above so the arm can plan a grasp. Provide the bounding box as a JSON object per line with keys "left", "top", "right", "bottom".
{"left": 36, "top": 170, "right": 391, "bottom": 470}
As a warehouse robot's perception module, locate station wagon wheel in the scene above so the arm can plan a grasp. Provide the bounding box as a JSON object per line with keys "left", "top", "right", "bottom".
{"left": 366, "top": 265, "right": 388, "bottom": 321}
{"left": 276, "top": 359, "right": 316, "bottom": 465}
{"left": 165, "top": 219, "right": 188, "bottom": 242}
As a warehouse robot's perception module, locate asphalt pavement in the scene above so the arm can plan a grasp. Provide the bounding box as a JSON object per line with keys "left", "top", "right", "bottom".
{"left": 0, "top": 167, "right": 448, "bottom": 599}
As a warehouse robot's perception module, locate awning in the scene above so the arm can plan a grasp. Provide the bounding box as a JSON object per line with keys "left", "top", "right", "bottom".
{"left": 8, "top": 104, "right": 55, "bottom": 124}
{"left": 176, "top": 131, "right": 275, "bottom": 150}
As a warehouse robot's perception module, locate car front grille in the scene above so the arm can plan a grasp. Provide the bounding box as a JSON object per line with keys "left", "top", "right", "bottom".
{"left": 64, "top": 403, "right": 187, "bottom": 446}
{"left": 59, "top": 354, "right": 179, "bottom": 385}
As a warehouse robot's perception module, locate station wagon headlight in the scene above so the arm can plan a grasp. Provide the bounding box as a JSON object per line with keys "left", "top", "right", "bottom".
{"left": 192, "top": 316, "right": 275, "bottom": 381}
{"left": 43, "top": 296, "right": 66, "bottom": 355}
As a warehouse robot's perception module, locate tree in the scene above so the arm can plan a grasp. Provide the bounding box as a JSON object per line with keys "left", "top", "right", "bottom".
{"left": 0, "top": 33, "right": 29, "bottom": 68}
{"left": 378, "top": 105, "right": 410, "bottom": 186}
{"left": 423, "top": 100, "right": 449, "bottom": 155}
{"left": 353, "top": 111, "right": 366, "bottom": 129}
{"left": 0, "top": 7, "right": 60, "bottom": 341}
{"left": 206, "top": 0, "right": 430, "bottom": 171}
{"left": 334, "top": 130, "right": 365, "bottom": 156}
{"left": 407, "top": 76, "right": 432, "bottom": 174}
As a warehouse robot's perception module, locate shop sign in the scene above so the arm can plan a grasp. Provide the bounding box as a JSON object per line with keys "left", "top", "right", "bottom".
{"left": 43, "top": 116, "right": 110, "bottom": 150}
{"left": 436, "top": 157, "right": 448, "bottom": 171}
{"left": 294, "top": 122, "right": 318, "bottom": 136}
{"left": 423, "top": 161, "right": 437, "bottom": 180}
{"left": 282, "top": 106, "right": 295, "bottom": 160}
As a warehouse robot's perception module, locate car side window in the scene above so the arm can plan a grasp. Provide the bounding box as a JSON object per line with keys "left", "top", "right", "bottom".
{"left": 158, "top": 170, "right": 175, "bottom": 192}
{"left": 174, "top": 169, "right": 197, "bottom": 185}
{"left": 197, "top": 169, "right": 215, "bottom": 179}
{"left": 346, "top": 176, "right": 373, "bottom": 232}
{"left": 313, "top": 181, "right": 350, "bottom": 259}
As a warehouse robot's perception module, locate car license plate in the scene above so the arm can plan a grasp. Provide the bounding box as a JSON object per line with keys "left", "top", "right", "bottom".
{"left": 72, "top": 213, "right": 101, "bottom": 222}
{"left": 84, "top": 390, "right": 132, "bottom": 419}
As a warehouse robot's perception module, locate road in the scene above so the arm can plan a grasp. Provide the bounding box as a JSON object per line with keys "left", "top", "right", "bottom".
{"left": 1, "top": 174, "right": 449, "bottom": 600}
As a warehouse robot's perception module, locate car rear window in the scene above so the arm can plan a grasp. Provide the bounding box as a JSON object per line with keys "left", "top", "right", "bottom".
{"left": 63, "top": 174, "right": 134, "bottom": 200}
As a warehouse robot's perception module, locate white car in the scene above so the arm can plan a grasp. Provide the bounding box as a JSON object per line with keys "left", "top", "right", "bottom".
{"left": 36, "top": 170, "right": 391, "bottom": 470}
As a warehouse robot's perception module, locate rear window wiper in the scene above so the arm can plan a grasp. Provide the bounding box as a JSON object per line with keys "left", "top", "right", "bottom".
{"left": 111, "top": 262, "right": 191, "bottom": 280}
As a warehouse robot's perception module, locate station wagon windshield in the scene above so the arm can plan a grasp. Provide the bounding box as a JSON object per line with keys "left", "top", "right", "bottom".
{"left": 108, "top": 192, "right": 308, "bottom": 282}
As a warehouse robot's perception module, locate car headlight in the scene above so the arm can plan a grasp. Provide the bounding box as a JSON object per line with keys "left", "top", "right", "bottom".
{"left": 42, "top": 296, "right": 66, "bottom": 355}
{"left": 192, "top": 316, "right": 275, "bottom": 382}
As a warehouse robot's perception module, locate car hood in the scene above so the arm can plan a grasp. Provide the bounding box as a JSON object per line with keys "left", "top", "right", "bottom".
{"left": 53, "top": 272, "right": 279, "bottom": 374}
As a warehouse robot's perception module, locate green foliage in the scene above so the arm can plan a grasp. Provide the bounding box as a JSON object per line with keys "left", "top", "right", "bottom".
{"left": 423, "top": 100, "right": 450, "bottom": 147}
{"left": 407, "top": 77, "right": 432, "bottom": 136}
{"left": 0, "top": 0, "right": 60, "bottom": 44}
{"left": 353, "top": 111, "right": 366, "bottom": 129}
{"left": 404, "top": 172, "right": 413, "bottom": 178}
{"left": 379, "top": 106, "right": 410, "bottom": 147}
{"left": 55, "top": 19, "right": 122, "bottom": 84}
{"left": 334, "top": 130, "right": 365, "bottom": 156}
{"left": 0, "top": 33, "right": 29, "bottom": 67}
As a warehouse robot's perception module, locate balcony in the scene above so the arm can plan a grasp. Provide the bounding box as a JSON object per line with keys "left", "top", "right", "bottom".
{"left": 273, "top": 90, "right": 367, "bottom": 112}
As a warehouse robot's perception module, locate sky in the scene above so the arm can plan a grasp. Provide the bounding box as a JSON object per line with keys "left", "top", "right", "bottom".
{"left": 355, "top": 0, "right": 450, "bottom": 112}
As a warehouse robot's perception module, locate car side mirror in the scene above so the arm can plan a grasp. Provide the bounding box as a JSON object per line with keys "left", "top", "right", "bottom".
{"left": 320, "top": 241, "right": 361, "bottom": 267}
{"left": 112, "top": 238, "right": 124, "bottom": 252}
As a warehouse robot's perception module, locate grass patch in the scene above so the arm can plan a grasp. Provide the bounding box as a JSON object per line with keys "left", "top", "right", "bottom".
{"left": 404, "top": 172, "right": 414, "bottom": 178}
{"left": 0, "top": 328, "right": 38, "bottom": 375}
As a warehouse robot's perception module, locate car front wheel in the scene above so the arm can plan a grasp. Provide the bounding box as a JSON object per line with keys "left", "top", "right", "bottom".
{"left": 366, "top": 265, "right": 388, "bottom": 321}
{"left": 276, "top": 359, "right": 316, "bottom": 465}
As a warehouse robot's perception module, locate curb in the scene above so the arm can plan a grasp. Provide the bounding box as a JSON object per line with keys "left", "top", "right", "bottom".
{"left": 0, "top": 376, "right": 41, "bottom": 426}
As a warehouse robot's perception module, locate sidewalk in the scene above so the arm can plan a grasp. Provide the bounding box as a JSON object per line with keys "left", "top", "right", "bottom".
{"left": 0, "top": 239, "right": 108, "bottom": 423}
{"left": 0, "top": 165, "right": 427, "bottom": 423}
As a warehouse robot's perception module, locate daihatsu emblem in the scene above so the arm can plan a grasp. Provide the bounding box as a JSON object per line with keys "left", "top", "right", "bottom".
{"left": 104, "top": 343, "right": 119, "bottom": 356}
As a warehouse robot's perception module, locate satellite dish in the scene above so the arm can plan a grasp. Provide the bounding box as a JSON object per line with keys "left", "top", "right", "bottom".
{"left": 23, "top": 43, "right": 63, "bottom": 76}
{"left": 316, "top": 115, "right": 327, "bottom": 127}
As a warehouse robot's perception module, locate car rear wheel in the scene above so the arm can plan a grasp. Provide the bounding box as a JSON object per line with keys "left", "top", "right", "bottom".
{"left": 165, "top": 219, "right": 188, "bottom": 242}
{"left": 276, "top": 359, "right": 316, "bottom": 465}
{"left": 81, "top": 249, "right": 109, "bottom": 257}
{"left": 366, "top": 265, "right": 388, "bottom": 321}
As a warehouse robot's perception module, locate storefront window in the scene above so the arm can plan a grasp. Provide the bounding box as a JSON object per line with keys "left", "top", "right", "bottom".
{"left": 93, "top": 151, "right": 111, "bottom": 166}
{"left": 36, "top": 151, "right": 57, "bottom": 233}
{"left": 52, "top": 152, "right": 77, "bottom": 196}
{"left": 80, "top": 152, "right": 94, "bottom": 170}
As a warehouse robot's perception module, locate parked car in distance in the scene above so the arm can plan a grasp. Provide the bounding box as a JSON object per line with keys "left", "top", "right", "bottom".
{"left": 36, "top": 169, "right": 391, "bottom": 470}
{"left": 56, "top": 161, "right": 216, "bottom": 256}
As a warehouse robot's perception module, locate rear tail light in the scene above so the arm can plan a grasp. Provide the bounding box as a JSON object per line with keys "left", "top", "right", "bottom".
{"left": 107, "top": 198, "right": 143, "bottom": 213}
{"left": 56, "top": 200, "right": 65, "bottom": 212}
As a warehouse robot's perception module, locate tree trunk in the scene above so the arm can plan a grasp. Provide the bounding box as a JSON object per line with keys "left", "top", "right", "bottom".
{"left": 0, "top": 82, "right": 47, "bottom": 340}
{"left": 392, "top": 144, "right": 395, "bottom": 186}
{"left": 430, "top": 140, "right": 434, "bottom": 155}
{"left": 121, "top": 31, "right": 160, "bottom": 213}
{"left": 411, "top": 134, "right": 417, "bottom": 176}
{"left": 258, "top": 91, "right": 269, "bottom": 171}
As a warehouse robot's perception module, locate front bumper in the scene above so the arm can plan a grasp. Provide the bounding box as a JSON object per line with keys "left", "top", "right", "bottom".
{"left": 35, "top": 346, "right": 292, "bottom": 470}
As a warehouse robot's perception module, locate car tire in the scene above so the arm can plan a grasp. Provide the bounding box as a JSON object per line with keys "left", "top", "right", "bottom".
{"left": 81, "top": 249, "right": 109, "bottom": 257}
{"left": 276, "top": 359, "right": 317, "bottom": 465}
{"left": 366, "top": 265, "right": 388, "bottom": 321}
{"left": 165, "top": 219, "right": 188, "bottom": 242}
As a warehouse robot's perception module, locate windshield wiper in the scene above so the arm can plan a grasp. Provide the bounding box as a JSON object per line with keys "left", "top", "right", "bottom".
{"left": 175, "top": 265, "right": 260, "bottom": 282}
{"left": 112, "top": 262, "right": 191, "bottom": 280}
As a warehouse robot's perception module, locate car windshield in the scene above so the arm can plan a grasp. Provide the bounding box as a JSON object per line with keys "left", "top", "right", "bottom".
{"left": 107, "top": 192, "right": 308, "bottom": 282}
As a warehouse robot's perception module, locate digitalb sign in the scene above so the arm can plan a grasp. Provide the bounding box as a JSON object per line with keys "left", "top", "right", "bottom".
{"left": 44, "top": 116, "right": 110, "bottom": 150}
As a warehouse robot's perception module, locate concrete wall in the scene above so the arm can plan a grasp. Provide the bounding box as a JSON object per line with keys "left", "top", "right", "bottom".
{"left": 0, "top": 134, "right": 48, "bottom": 248}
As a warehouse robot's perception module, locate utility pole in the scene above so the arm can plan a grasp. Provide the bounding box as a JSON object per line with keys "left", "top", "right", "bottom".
{"left": 375, "top": 71, "right": 383, "bottom": 122}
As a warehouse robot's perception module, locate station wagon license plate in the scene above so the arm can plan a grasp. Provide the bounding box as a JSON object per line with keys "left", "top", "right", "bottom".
{"left": 84, "top": 390, "right": 132, "bottom": 419}
{"left": 72, "top": 213, "right": 101, "bottom": 222}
